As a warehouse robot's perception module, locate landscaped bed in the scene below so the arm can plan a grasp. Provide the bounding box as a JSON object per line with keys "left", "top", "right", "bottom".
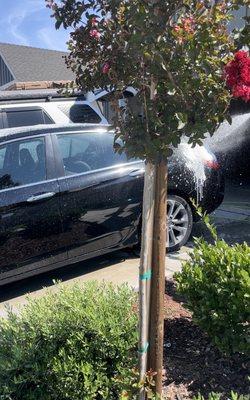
{"left": 0, "top": 279, "right": 248, "bottom": 399}
{"left": 163, "top": 280, "right": 249, "bottom": 399}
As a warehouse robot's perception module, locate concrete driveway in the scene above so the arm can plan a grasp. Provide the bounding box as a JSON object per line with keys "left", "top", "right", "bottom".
{"left": 0, "top": 178, "right": 249, "bottom": 318}
{"left": 0, "top": 247, "right": 189, "bottom": 318}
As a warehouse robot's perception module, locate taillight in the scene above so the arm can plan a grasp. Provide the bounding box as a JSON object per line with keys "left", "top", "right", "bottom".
{"left": 203, "top": 159, "right": 220, "bottom": 170}
{"left": 199, "top": 146, "right": 220, "bottom": 170}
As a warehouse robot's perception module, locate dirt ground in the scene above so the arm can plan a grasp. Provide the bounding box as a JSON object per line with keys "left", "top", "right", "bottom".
{"left": 163, "top": 280, "right": 249, "bottom": 400}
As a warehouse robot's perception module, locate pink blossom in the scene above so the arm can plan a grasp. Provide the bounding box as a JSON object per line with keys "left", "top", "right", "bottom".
{"left": 173, "top": 26, "right": 181, "bottom": 33}
{"left": 90, "top": 29, "right": 101, "bottom": 40}
{"left": 234, "top": 50, "right": 248, "bottom": 63}
{"left": 182, "top": 17, "right": 195, "bottom": 33}
{"left": 224, "top": 50, "right": 250, "bottom": 102}
{"left": 232, "top": 84, "right": 250, "bottom": 102}
{"left": 91, "top": 17, "right": 98, "bottom": 27}
{"left": 102, "top": 62, "right": 110, "bottom": 74}
{"left": 241, "top": 62, "right": 250, "bottom": 85}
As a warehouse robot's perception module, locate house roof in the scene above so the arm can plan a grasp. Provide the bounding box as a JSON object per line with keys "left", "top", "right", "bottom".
{"left": 0, "top": 42, "right": 75, "bottom": 83}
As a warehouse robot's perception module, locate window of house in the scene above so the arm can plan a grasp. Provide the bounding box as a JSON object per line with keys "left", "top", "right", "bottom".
{"left": 0, "top": 137, "right": 46, "bottom": 190}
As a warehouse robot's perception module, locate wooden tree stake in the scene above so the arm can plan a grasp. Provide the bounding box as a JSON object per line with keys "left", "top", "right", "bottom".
{"left": 148, "top": 160, "right": 167, "bottom": 396}
{"left": 139, "top": 161, "right": 156, "bottom": 400}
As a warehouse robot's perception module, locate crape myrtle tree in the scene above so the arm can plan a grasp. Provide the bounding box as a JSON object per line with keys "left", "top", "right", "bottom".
{"left": 47, "top": 0, "right": 248, "bottom": 397}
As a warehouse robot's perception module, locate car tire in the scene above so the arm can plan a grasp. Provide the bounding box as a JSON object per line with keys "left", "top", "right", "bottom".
{"left": 134, "top": 194, "right": 193, "bottom": 255}
{"left": 167, "top": 195, "right": 193, "bottom": 252}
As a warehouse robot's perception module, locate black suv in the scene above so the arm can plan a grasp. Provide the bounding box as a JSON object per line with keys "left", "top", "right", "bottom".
{"left": 0, "top": 124, "right": 224, "bottom": 285}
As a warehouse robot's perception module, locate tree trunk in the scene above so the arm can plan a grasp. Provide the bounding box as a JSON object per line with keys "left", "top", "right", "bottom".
{"left": 148, "top": 160, "right": 167, "bottom": 396}
{"left": 139, "top": 162, "right": 156, "bottom": 400}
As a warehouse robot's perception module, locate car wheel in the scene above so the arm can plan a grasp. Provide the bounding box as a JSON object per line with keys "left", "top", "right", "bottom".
{"left": 167, "top": 195, "right": 193, "bottom": 252}
{"left": 133, "top": 194, "right": 193, "bottom": 256}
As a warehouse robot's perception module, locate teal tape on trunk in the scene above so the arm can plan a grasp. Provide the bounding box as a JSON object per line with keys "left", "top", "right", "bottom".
{"left": 138, "top": 342, "right": 149, "bottom": 354}
{"left": 139, "top": 270, "right": 152, "bottom": 281}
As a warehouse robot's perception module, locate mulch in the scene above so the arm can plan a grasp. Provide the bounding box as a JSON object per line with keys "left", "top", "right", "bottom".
{"left": 163, "top": 280, "right": 249, "bottom": 400}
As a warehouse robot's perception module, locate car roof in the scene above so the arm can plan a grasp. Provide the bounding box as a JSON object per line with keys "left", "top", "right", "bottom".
{"left": 0, "top": 123, "right": 112, "bottom": 143}
{"left": 0, "top": 90, "right": 86, "bottom": 105}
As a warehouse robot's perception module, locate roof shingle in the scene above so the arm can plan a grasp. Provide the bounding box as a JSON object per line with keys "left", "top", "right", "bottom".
{"left": 0, "top": 42, "right": 75, "bottom": 83}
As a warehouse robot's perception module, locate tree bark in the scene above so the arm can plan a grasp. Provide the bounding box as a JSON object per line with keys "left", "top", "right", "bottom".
{"left": 148, "top": 160, "right": 167, "bottom": 396}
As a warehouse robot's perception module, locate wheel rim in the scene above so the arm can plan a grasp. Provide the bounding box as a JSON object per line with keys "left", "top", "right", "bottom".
{"left": 167, "top": 199, "right": 189, "bottom": 249}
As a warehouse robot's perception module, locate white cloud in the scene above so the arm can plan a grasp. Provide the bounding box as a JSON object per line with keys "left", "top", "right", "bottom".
{"left": 37, "top": 27, "right": 69, "bottom": 51}
{"left": 7, "top": 13, "right": 31, "bottom": 45}
{"left": 0, "top": 0, "right": 51, "bottom": 46}
{"left": 0, "top": 0, "right": 69, "bottom": 50}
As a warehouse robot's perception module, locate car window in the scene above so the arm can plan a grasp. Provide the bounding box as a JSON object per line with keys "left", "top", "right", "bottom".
{"left": 0, "top": 145, "right": 6, "bottom": 169}
{"left": 5, "top": 108, "right": 54, "bottom": 128}
{"left": 57, "top": 132, "right": 134, "bottom": 176}
{"left": 0, "top": 112, "right": 4, "bottom": 129}
{"left": 57, "top": 104, "right": 101, "bottom": 123}
{"left": 0, "top": 137, "right": 46, "bottom": 190}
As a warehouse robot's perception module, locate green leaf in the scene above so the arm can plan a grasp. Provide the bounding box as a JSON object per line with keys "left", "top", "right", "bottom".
{"left": 175, "top": 112, "right": 188, "bottom": 130}
{"left": 55, "top": 18, "right": 63, "bottom": 30}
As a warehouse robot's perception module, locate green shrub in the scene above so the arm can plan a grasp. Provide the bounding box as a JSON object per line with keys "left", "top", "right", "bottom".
{"left": 0, "top": 282, "right": 138, "bottom": 400}
{"left": 193, "top": 392, "right": 250, "bottom": 400}
{"left": 175, "top": 236, "right": 250, "bottom": 355}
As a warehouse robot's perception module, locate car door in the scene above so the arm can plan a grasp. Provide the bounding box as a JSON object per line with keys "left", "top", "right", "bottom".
{"left": 53, "top": 129, "right": 144, "bottom": 259}
{"left": 0, "top": 133, "right": 66, "bottom": 283}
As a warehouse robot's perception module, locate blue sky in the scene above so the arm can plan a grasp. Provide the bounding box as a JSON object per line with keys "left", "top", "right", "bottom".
{"left": 0, "top": 0, "right": 70, "bottom": 51}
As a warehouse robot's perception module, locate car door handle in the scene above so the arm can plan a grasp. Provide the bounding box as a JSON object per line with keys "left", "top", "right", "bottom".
{"left": 129, "top": 168, "right": 145, "bottom": 177}
{"left": 26, "top": 192, "right": 55, "bottom": 203}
